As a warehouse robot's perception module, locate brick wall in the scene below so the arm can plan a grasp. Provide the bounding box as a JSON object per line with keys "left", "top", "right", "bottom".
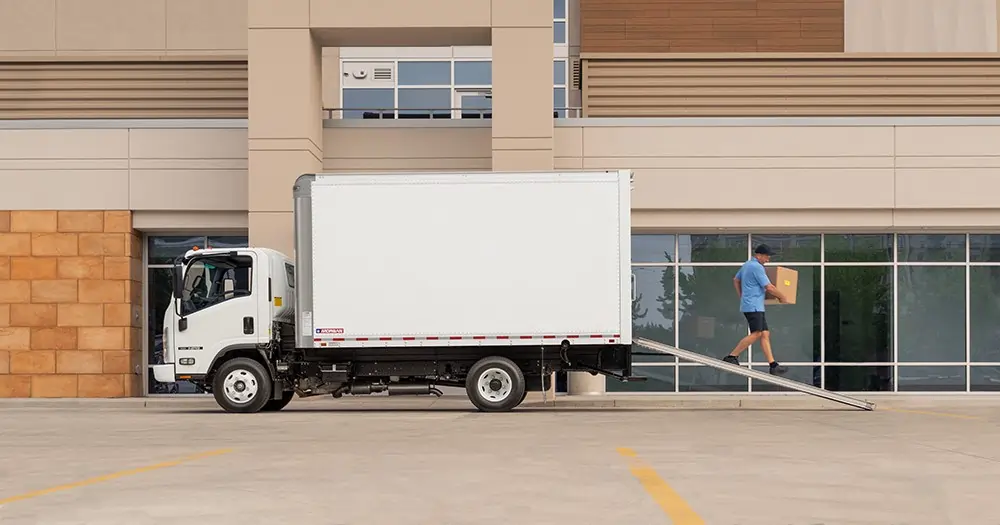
{"left": 0, "top": 211, "right": 143, "bottom": 398}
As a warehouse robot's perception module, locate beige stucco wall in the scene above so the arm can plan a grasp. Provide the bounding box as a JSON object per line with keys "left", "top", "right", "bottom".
{"left": 844, "top": 0, "right": 999, "bottom": 52}
{"left": 4, "top": 119, "right": 1000, "bottom": 234}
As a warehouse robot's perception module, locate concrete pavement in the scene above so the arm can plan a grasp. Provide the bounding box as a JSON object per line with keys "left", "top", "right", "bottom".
{"left": 1, "top": 395, "right": 999, "bottom": 524}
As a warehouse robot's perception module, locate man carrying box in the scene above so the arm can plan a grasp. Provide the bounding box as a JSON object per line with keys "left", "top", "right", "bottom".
{"left": 723, "top": 244, "right": 789, "bottom": 375}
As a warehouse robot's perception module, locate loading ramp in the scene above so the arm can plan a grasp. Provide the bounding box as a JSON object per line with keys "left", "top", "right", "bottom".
{"left": 633, "top": 338, "right": 876, "bottom": 411}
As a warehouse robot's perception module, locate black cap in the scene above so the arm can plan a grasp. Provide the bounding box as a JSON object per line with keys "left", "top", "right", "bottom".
{"left": 754, "top": 244, "right": 775, "bottom": 256}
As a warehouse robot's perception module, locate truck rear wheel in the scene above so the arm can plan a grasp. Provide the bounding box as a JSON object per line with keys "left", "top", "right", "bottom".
{"left": 212, "top": 357, "right": 273, "bottom": 413}
{"left": 466, "top": 356, "right": 525, "bottom": 412}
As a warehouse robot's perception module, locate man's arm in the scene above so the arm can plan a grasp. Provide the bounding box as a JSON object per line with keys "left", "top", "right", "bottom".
{"left": 756, "top": 265, "right": 785, "bottom": 303}
{"left": 733, "top": 277, "right": 742, "bottom": 298}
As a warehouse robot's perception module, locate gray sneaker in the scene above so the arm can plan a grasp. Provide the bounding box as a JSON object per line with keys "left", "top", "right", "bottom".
{"left": 722, "top": 355, "right": 740, "bottom": 366}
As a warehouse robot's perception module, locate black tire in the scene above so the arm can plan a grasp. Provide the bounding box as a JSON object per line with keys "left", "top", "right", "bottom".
{"left": 465, "top": 356, "right": 526, "bottom": 412}
{"left": 212, "top": 357, "right": 273, "bottom": 413}
{"left": 261, "top": 391, "right": 295, "bottom": 412}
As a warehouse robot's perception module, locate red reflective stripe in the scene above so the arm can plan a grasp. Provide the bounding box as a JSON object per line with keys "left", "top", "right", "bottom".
{"left": 473, "top": 336, "right": 486, "bottom": 340}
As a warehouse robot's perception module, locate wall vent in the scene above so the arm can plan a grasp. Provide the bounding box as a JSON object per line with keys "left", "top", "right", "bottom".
{"left": 373, "top": 67, "right": 393, "bottom": 81}
{"left": 571, "top": 58, "right": 582, "bottom": 90}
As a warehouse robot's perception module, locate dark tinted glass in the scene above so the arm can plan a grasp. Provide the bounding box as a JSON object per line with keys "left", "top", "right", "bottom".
{"left": 397, "top": 61, "right": 451, "bottom": 85}
{"left": 454, "top": 61, "right": 491, "bottom": 85}
{"left": 148, "top": 236, "right": 204, "bottom": 265}
{"left": 969, "top": 267, "right": 1000, "bottom": 361}
{"left": 553, "top": 60, "right": 566, "bottom": 85}
{"left": 751, "top": 365, "right": 821, "bottom": 390}
{"left": 398, "top": 88, "right": 451, "bottom": 118}
{"left": 824, "top": 266, "right": 893, "bottom": 362}
{"left": 751, "top": 265, "right": 820, "bottom": 363}
{"left": 750, "top": 234, "right": 820, "bottom": 262}
{"left": 679, "top": 365, "right": 748, "bottom": 392}
{"left": 147, "top": 267, "right": 202, "bottom": 394}
{"left": 897, "top": 366, "right": 966, "bottom": 392}
{"left": 824, "top": 365, "right": 893, "bottom": 391}
{"left": 631, "top": 266, "right": 676, "bottom": 363}
{"left": 632, "top": 234, "right": 675, "bottom": 263}
{"left": 677, "top": 266, "right": 746, "bottom": 357}
{"left": 897, "top": 266, "right": 965, "bottom": 362}
{"left": 342, "top": 88, "right": 394, "bottom": 119}
{"left": 969, "top": 234, "right": 1000, "bottom": 262}
{"left": 206, "top": 236, "right": 248, "bottom": 250}
{"left": 678, "top": 234, "right": 747, "bottom": 263}
{"left": 897, "top": 234, "right": 965, "bottom": 262}
{"left": 554, "top": 21, "right": 566, "bottom": 43}
{"left": 824, "top": 234, "right": 892, "bottom": 263}
{"left": 971, "top": 366, "right": 1000, "bottom": 391}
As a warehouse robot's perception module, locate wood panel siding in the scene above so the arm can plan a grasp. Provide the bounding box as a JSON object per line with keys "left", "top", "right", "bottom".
{"left": 582, "top": 54, "right": 1000, "bottom": 117}
{"left": 581, "top": 0, "right": 844, "bottom": 53}
{"left": 0, "top": 57, "right": 248, "bottom": 119}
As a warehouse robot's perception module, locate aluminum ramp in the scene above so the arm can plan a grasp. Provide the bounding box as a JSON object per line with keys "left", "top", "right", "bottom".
{"left": 634, "top": 338, "right": 876, "bottom": 411}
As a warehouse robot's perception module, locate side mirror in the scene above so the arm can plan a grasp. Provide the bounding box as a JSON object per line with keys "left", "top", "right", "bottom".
{"left": 172, "top": 262, "right": 187, "bottom": 331}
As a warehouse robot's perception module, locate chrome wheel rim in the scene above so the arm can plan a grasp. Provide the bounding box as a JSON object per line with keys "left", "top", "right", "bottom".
{"left": 223, "top": 369, "right": 259, "bottom": 404}
{"left": 477, "top": 367, "right": 513, "bottom": 402}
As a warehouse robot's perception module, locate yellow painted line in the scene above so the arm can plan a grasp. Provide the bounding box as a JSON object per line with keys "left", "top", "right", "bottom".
{"left": 883, "top": 407, "right": 982, "bottom": 420}
{"left": 0, "top": 448, "right": 233, "bottom": 506}
{"left": 617, "top": 447, "right": 705, "bottom": 525}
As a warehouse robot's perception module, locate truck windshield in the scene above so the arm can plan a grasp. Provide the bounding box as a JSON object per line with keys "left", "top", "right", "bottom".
{"left": 181, "top": 255, "right": 253, "bottom": 316}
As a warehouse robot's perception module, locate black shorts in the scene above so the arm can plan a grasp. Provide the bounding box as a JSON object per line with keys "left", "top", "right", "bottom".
{"left": 744, "top": 311, "right": 768, "bottom": 333}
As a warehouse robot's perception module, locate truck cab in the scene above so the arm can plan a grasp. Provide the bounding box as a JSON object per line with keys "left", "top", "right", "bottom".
{"left": 151, "top": 246, "right": 295, "bottom": 404}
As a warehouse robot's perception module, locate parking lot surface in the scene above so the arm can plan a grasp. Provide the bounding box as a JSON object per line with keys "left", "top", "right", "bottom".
{"left": 1, "top": 395, "right": 999, "bottom": 525}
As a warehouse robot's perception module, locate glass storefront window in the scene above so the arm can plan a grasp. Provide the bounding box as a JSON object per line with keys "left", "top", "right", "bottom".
{"left": 897, "top": 233, "right": 966, "bottom": 263}
{"left": 678, "top": 234, "right": 748, "bottom": 263}
{"left": 752, "top": 265, "right": 820, "bottom": 364}
{"left": 631, "top": 266, "right": 676, "bottom": 363}
{"left": 750, "top": 234, "right": 820, "bottom": 262}
{"left": 897, "top": 265, "right": 966, "bottom": 362}
{"left": 824, "top": 266, "right": 892, "bottom": 363}
{"left": 970, "top": 266, "right": 1000, "bottom": 362}
{"left": 824, "top": 234, "right": 892, "bottom": 263}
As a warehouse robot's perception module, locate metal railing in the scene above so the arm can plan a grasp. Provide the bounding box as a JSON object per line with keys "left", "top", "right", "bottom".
{"left": 323, "top": 107, "right": 583, "bottom": 119}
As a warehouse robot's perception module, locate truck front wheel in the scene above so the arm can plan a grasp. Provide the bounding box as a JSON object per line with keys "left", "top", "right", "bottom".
{"left": 466, "top": 356, "right": 525, "bottom": 412}
{"left": 212, "top": 357, "right": 273, "bottom": 413}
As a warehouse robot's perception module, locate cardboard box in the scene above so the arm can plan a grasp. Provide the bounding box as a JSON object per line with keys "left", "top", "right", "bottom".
{"left": 764, "top": 266, "right": 798, "bottom": 305}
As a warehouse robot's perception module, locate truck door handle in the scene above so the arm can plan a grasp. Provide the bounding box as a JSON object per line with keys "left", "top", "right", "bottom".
{"left": 243, "top": 316, "right": 254, "bottom": 334}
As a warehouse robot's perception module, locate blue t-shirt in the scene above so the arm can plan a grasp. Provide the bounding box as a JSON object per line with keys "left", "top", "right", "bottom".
{"left": 735, "top": 258, "right": 771, "bottom": 313}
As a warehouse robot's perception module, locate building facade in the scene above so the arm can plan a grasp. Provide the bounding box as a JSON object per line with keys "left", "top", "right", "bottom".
{"left": 1, "top": 0, "right": 1000, "bottom": 398}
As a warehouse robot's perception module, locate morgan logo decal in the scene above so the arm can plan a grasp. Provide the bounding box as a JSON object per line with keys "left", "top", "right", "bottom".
{"left": 316, "top": 328, "right": 344, "bottom": 334}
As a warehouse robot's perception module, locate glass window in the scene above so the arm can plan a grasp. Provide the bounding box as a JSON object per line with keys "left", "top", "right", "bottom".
{"left": 678, "top": 234, "right": 748, "bottom": 263}
{"left": 632, "top": 234, "right": 676, "bottom": 263}
{"left": 897, "top": 234, "right": 965, "bottom": 263}
{"left": 824, "top": 266, "right": 892, "bottom": 363}
{"left": 969, "top": 234, "right": 1000, "bottom": 262}
{"left": 751, "top": 365, "right": 820, "bottom": 390}
{"left": 897, "top": 266, "right": 965, "bottom": 362}
{"left": 285, "top": 263, "right": 295, "bottom": 289}
{"left": 180, "top": 255, "right": 253, "bottom": 316}
{"left": 397, "top": 61, "right": 451, "bottom": 85}
{"left": 824, "top": 365, "right": 893, "bottom": 391}
{"left": 751, "top": 266, "right": 820, "bottom": 364}
{"left": 971, "top": 366, "right": 1000, "bottom": 391}
{"left": 553, "top": 87, "right": 566, "bottom": 117}
{"left": 898, "top": 366, "right": 965, "bottom": 392}
{"left": 342, "top": 88, "right": 394, "bottom": 119}
{"left": 553, "top": 0, "right": 567, "bottom": 19}
{"left": 970, "top": 267, "right": 1000, "bottom": 361}
{"left": 148, "top": 235, "right": 204, "bottom": 265}
{"left": 460, "top": 94, "right": 492, "bottom": 119}
{"left": 750, "top": 234, "right": 820, "bottom": 263}
{"left": 206, "top": 236, "right": 248, "bottom": 250}
{"left": 679, "top": 365, "right": 748, "bottom": 392}
{"left": 608, "top": 366, "right": 675, "bottom": 392}
{"left": 454, "top": 61, "right": 491, "bottom": 85}
{"left": 677, "top": 266, "right": 747, "bottom": 359}
{"left": 554, "top": 60, "right": 566, "bottom": 86}
{"left": 554, "top": 21, "right": 566, "bottom": 44}
{"left": 824, "top": 234, "right": 892, "bottom": 263}
{"left": 631, "top": 267, "right": 676, "bottom": 363}
{"left": 398, "top": 88, "right": 451, "bottom": 119}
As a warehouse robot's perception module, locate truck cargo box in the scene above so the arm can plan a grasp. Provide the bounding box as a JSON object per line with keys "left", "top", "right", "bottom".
{"left": 293, "top": 170, "right": 633, "bottom": 350}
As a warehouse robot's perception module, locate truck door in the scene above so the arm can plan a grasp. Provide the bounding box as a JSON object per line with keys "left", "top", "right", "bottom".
{"left": 171, "top": 251, "right": 259, "bottom": 378}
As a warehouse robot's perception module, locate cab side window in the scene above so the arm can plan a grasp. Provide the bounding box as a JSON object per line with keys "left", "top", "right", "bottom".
{"left": 181, "top": 255, "right": 254, "bottom": 316}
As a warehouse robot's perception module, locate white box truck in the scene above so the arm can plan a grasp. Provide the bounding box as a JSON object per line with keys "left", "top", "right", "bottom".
{"left": 151, "top": 170, "right": 640, "bottom": 413}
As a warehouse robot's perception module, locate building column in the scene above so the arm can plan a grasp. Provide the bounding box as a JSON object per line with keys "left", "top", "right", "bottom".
{"left": 248, "top": 5, "right": 323, "bottom": 256}
{"left": 491, "top": 0, "right": 554, "bottom": 171}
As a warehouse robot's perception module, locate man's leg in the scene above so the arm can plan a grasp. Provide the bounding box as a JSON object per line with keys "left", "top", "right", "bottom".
{"left": 757, "top": 314, "right": 788, "bottom": 375}
{"left": 724, "top": 312, "right": 763, "bottom": 365}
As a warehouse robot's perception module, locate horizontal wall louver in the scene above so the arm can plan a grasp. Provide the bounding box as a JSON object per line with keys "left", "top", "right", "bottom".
{"left": 0, "top": 58, "right": 248, "bottom": 119}
{"left": 582, "top": 55, "right": 1000, "bottom": 117}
